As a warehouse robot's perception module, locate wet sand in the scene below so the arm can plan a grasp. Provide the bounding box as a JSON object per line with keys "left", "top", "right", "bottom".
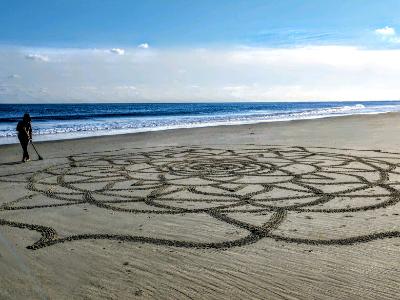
{"left": 1, "top": 112, "right": 400, "bottom": 299}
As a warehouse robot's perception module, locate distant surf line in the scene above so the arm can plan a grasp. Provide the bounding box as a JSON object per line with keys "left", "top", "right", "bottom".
{"left": 1, "top": 101, "right": 400, "bottom": 144}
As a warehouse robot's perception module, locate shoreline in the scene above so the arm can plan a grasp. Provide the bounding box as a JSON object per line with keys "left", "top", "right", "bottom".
{"left": 2, "top": 101, "right": 400, "bottom": 146}
{"left": 2, "top": 111, "right": 400, "bottom": 165}
{"left": 1, "top": 110, "right": 400, "bottom": 147}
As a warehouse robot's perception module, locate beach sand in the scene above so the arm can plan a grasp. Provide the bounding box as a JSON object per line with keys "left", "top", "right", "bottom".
{"left": 1, "top": 112, "right": 400, "bottom": 299}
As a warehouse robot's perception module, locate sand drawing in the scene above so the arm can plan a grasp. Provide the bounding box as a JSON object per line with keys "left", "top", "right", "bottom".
{"left": 1, "top": 145, "right": 400, "bottom": 250}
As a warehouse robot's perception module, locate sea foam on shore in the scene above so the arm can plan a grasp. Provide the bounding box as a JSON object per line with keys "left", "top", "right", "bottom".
{"left": 1, "top": 101, "right": 400, "bottom": 144}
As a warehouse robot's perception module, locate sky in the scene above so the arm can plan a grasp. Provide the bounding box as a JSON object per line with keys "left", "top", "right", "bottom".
{"left": 1, "top": 0, "right": 400, "bottom": 103}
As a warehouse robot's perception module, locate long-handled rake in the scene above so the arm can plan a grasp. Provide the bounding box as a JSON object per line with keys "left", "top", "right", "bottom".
{"left": 30, "top": 141, "right": 43, "bottom": 160}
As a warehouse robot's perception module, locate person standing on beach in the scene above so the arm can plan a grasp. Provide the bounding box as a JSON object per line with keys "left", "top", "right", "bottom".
{"left": 16, "top": 113, "right": 32, "bottom": 162}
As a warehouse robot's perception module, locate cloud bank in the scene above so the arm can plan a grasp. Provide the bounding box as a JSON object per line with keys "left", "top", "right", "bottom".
{"left": 2, "top": 45, "right": 400, "bottom": 102}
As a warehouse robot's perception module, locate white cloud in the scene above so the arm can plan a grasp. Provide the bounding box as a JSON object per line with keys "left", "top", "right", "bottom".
{"left": 25, "top": 54, "right": 49, "bottom": 62}
{"left": 7, "top": 74, "right": 21, "bottom": 79}
{"left": 375, "top": 26, "right": 396, "bottom": 36}
{"left": 374, "top": 26, "right": 400, "bottom": 44}
{"left": 116, "top": 85, "right": 137, "bottom": 90}
{"left": 109, "top": 48, "right": 125, "bottom": 55}
{"left": 138, "top": 43, "right": 149, "bottom": 49}
{"left": 4, "top": 46, "right": 400, "bottom": 102}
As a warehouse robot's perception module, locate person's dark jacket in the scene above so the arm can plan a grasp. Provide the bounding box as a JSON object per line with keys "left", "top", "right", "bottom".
{"left": 16, "top": 120, "right": 32, "bottom": 140}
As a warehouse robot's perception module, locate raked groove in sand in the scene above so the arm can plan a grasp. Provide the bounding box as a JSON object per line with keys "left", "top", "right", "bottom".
{"left": 2, "top": 144, "right": 400, "bottom": 252}
{"left": 3, "top": 111, "right": 400, "bottom": 299}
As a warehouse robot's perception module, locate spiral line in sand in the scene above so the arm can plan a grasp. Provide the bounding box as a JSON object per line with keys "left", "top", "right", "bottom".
{"left": 2, "top": 145, "right": 400, "bottom": 250}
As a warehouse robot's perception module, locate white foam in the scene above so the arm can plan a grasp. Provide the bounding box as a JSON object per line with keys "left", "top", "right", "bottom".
{"left": 1, "top": 103, "right": 400, "bottom": 145}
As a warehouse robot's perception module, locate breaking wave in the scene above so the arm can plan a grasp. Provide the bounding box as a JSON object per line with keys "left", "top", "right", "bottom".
{"left": 1, "top": 102, "right": 399, "bottom": 144}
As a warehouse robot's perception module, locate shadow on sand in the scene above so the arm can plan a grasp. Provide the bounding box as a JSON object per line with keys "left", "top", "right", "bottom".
{"left": 0, "top": 161, "right": 25, "bottom": 166}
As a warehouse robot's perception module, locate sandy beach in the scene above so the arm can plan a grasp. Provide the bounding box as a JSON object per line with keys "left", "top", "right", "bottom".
{"left": 1, "top": 112, "right": 400, "bottom": 299}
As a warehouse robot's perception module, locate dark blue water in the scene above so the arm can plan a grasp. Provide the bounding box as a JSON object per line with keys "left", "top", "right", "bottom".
{"left": 1, "top": 101, "right": 400, "bottom": 144}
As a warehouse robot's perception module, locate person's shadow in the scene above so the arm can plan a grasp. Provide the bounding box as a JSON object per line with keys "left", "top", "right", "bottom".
{"left": 0, "top": 161, "right": 25, "bottom": 166}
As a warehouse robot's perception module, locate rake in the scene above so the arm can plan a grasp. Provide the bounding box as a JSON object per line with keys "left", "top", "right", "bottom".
{"left": 30, "top": 140, "right": 43, "bottom": 160}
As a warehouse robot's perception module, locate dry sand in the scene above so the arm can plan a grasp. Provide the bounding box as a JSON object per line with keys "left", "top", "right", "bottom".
{"left": 1, "top": 112, "right": 400, "bottom": 299}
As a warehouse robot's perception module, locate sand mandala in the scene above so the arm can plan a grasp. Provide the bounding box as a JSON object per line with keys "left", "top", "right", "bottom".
{"left": 2, "top": 145, "right": 400, "bottom": 250}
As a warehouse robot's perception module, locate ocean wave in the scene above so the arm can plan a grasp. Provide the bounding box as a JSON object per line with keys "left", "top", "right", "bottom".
{"left": 1, "top": 102, "right": 400, "bottom": 143}
{"left": 0, "top": 110, "right": 212, "bottom": 123}
{"left": 0, "top": 103, "right": 367, "bottom": 123}
{"left": 292, "top": 104, "right": 365, "bottom": 117}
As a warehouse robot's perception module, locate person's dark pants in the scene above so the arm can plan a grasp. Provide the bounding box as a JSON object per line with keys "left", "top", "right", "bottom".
{"left": 18, "top": 135, "right": 29, "bottom": 161}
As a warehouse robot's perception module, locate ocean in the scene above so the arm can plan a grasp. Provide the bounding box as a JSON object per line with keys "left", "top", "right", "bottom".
{"left": 1, "top": 101, "right": 400, "bottom": 145}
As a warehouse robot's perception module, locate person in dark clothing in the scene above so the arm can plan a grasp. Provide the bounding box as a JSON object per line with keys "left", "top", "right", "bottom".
{"left": 16, "top": 113, "right": 32, "bottom": 162}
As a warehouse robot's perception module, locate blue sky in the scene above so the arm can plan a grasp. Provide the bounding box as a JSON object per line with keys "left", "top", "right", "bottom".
{"left": 1, "top": 0, "right": 400, "bottom": 48}
{"left": 1, "top": 1, "right": 400, "bottom": 102}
